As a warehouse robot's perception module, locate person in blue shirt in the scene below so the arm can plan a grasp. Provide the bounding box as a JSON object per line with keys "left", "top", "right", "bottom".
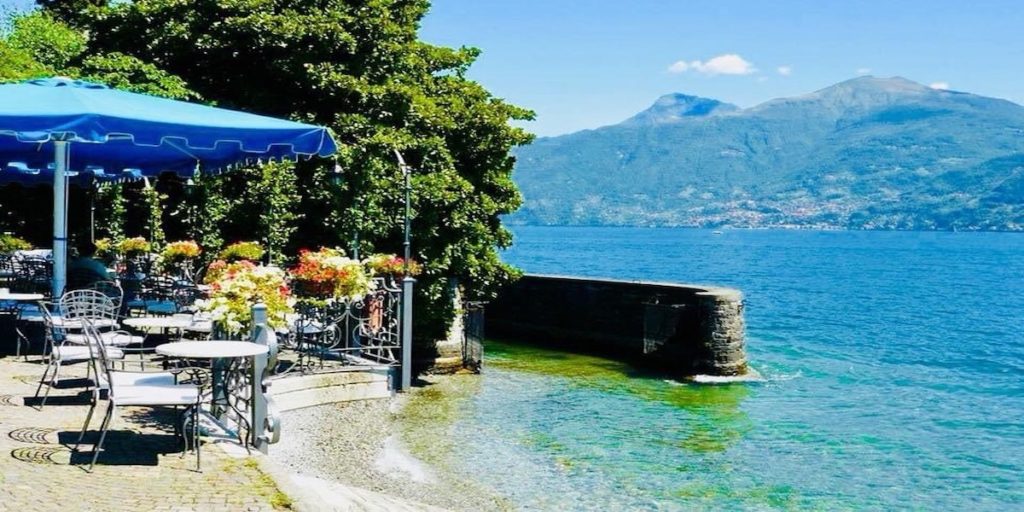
{"left": 67, "top": 240, "right": 112, "bottom": 289}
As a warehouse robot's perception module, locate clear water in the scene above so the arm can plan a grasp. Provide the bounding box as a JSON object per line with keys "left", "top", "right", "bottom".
{"left": 420, "top": 227, "right": 1024, "bottom": 510}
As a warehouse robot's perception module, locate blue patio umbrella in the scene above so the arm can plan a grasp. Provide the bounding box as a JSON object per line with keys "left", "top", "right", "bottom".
{"left": 0, "top": 77, "right": 338, "bottom": 296}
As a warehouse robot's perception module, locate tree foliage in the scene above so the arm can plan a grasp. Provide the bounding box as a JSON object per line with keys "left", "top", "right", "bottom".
{"left": 1, "top": 2, "right": 534, "bottom": 352}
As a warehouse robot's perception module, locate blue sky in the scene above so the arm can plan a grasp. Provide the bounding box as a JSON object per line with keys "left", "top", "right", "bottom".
{"left": 421, "top": 0, "right": 1024, "bottom": 136}
{"left": 5, "top": 0, "right": 1021, "bottom": 137}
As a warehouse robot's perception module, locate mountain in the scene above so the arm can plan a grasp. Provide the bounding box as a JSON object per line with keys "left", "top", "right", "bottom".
{"left": 510, "top": 76, "right": 1024, "bottom": 231}
{"left": 621, "top": 93, "right": 738, "bottom": 125}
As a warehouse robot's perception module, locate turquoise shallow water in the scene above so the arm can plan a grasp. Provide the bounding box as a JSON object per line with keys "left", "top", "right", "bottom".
{"left": 436, "top": 227, "right": 1024, "bottom": 510}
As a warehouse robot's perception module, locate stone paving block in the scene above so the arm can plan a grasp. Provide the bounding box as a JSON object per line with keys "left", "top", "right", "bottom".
{"left": 0, "top": 356, "right": 289, "bottom": 512}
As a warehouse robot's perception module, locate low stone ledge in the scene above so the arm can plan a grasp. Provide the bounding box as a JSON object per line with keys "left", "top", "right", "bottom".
{"left": 487, "top": 274, "right": 748, "bottom": 378}
{"left": 272, "top": 369, "right": 393, "bottom": 412}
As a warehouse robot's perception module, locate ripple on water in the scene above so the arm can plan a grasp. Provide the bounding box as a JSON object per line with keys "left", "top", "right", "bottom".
{"left": 399, "top": 227, "right": 1024, "bottom": 510}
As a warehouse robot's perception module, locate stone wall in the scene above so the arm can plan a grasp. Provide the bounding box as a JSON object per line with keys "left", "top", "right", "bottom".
{"left": 486, "top": 274, "right": 747, "bottom": 377}
{"left": 419, "top": 278, "right": 475, "bottom": 375}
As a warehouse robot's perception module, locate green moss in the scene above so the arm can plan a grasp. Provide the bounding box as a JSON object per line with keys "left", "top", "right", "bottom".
{"left": 485, "top": 339, "right": 753, "bottom": 453}
{"left": 221, "top": 458, "right": 294, "bottom": 510}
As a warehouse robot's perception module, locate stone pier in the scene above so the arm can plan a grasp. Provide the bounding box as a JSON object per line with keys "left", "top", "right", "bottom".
{"left": 486, "top": 274, "right": 748, "bottom": 377}
{"left": 694, "top": 288, "right": 747, "bottom": 376}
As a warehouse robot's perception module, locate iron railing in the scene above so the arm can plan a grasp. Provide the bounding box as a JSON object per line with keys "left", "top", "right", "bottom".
{"left": 283, "top": 277, "right": 403, "bottom": 373}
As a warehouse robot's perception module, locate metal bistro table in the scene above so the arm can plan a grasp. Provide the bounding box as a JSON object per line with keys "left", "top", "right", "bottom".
{"left": 156, "top": 341, "right": 269, "bottom": 449}
{"left": 5, "top": 294, "right": 119, "bottom": 329}
{"left": 0, "top": 292, "right": 45, "bottom": 302}
{"left": 122, "top": 315, "right": 197, "bottom": 333}
{"left": 0, "top": 292, "right": 45, "bottom": 357}
{"left": 121, "top": 315, "right": 200, "bottom": 367}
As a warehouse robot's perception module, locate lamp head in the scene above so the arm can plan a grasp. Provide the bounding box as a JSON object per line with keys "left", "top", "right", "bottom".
{"left": 330, "top": 162, "right": 343, "bottom": 185}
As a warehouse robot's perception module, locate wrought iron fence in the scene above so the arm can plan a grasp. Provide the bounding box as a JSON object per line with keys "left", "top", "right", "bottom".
{"left": 282, "top": 277, "right": 403, "bottom": 373}
{"left": 186, "top": 278, "right": 407, "bottom": 454}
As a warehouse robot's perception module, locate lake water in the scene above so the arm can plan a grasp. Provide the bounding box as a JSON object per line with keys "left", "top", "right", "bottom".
{"left": 413, "top": 227, "right": 1024, "bottom": 510}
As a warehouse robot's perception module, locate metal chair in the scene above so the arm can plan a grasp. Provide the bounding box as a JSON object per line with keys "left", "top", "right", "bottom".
{"left": 0, "top": 253, "right": 16, "bottom": 288}
{"left": 127, "top": 275, "right": 179, "bottom": 316}
{"left": 88, "top": 280, "right": 124, "bottom": 312}
{"left": 60, "top": 289, "right": 145, "bottom": 366}
{"left": 74, "top": 320, "right": 202, "bottom": 472}
{"left": 12, "top": 257, "right": 51, "bottom": 297}
{"left": 33, "top": 304, "right": 125, "bottom": 408}
{"left": 12, "top": 301, "right": 44, "bottom": 360}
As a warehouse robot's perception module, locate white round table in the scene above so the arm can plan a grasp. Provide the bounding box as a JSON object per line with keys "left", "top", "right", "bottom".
{"left": 156, "top": 341, "right": 269, "bottom": 359}
{"left": 156, "top": 341, "right": 269, "bottom": 450}
{"left": 0, "top": 292, "right": 45, "bottom": 301}
{"left": 123, "top": 316, "right": 197, "bottom": 330}
{"left": 15, "top": 309, "right": 119, "bottom": 328}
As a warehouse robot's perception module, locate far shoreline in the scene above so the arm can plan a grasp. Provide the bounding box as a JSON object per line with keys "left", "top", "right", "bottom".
{"left": 505, "top": 223, "right": 1024, "bottom": 234}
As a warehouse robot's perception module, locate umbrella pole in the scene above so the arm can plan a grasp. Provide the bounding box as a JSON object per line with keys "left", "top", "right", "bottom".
{"left": 90, "top": 186, "right": 96, "bottom": 243}
{"left": 52, "top": 141, "right": 69, "bottom": 298}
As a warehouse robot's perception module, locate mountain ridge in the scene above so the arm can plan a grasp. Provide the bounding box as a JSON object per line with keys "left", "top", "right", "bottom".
{"left": 511, "top": 76, "right": 1024, "bottom": 231}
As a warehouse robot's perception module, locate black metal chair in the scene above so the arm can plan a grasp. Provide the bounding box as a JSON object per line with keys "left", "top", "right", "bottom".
{"left": 0, "top": 253, "right": 16, "bottom": 288}
{"left": 12, "top": 257, "right": 52, "bottom": 297}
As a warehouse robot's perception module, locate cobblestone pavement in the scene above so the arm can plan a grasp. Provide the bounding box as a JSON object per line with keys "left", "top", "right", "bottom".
{"left": 0, "top": 355, "right": 289, "bottom": 512}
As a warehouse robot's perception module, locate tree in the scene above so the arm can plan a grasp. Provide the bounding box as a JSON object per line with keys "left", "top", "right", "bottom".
{"left": 55, "top": 0, "right": 534, "bottom": 349}
{"left": 94, "top": 183, "right": 126, "bottom": 242}
{"left": 0, "top": 11, "right": 199, "bottom": 245}
{"left": 141, "top": 182, "right": 167, "bottom": 248}
{"left": 4, "top": 3, "right": 534, "bottom": 363}
{"left": 0, "top": 11, "right": 194, "bottom": 97}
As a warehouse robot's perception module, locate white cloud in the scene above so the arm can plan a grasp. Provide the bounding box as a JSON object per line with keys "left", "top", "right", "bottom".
{"left": 667, "top": 61, "right": 690, "bottom": 73}
{"left": 757, "top": 76, "right": 770, "bottom": 83}
{"left": 856, "top": 67, "right": 871, "bottom": 75}
{"left": 667, "top": 54, "right": 756, "bottom": 76}
{"left": 777, "top": 65, "right": 792, "bottom": 76}
{"left": 929, "top": 82, "right": 950, "bottom": 90}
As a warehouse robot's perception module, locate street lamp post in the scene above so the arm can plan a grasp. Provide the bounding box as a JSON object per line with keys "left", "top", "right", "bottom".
{"left": 393, "top": 150, "right": 414, "bottom": 391}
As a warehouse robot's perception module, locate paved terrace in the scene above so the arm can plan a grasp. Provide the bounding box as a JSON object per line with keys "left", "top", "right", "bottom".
{"left": 0, "top": 355, "right": 288, "bottom": 512}
{"left": 0, "top": 353, "right": 448, "bottom": 512}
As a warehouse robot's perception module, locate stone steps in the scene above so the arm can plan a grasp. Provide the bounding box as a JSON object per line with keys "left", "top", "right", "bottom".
{"left": 270, "top": 368, "right": 392, "bottom": 412}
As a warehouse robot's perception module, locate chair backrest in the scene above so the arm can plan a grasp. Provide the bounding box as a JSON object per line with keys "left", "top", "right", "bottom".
{"left": 172, "top": 284, "right": 202, "bottom": 311}
{"left": 60, "top": 290, "right": 117, "bottom": 323}
{"left": 80, "top": 320, "right": 113, "bottom": 395}
{"left": 12, "top": 257, "right": 51, "bottom": 295}
{"left": 33, "top": 302, "right": 65, "bottom": 352}
{"left": 88, "top": 280, "right": 124, "bottom": 310}
{"left": 141, "top": 275, "right": 177, "bottom": 300}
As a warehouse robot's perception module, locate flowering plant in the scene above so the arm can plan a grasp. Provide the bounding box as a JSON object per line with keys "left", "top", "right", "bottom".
{"left": 197, "top": 259, "right": 293, "bottom": 335}
{"left": 290, "top": 247, "right": 374, "bottom": 299}
{"left": 161, "top": 240, "right": 201, "bottom": 262}
{"left": 0, "top": 234, "right": 32, "bottom": 253}
{"left": 365, "top": 253, "right": 422, "bottom": 278}
{"left": 117, "top": 237, "right": 151, "bottom": 256}
{"left": 159, "top": 240, "right": 202, "bottom": 277}
{"left": 218, "top": 241, "right": 265, "bottom": 263}
{"left": 203, "top": 259, "right": 233, "bottom": 284}
{"left": 94, "top": 238, "right": 114, "bottom": 257}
